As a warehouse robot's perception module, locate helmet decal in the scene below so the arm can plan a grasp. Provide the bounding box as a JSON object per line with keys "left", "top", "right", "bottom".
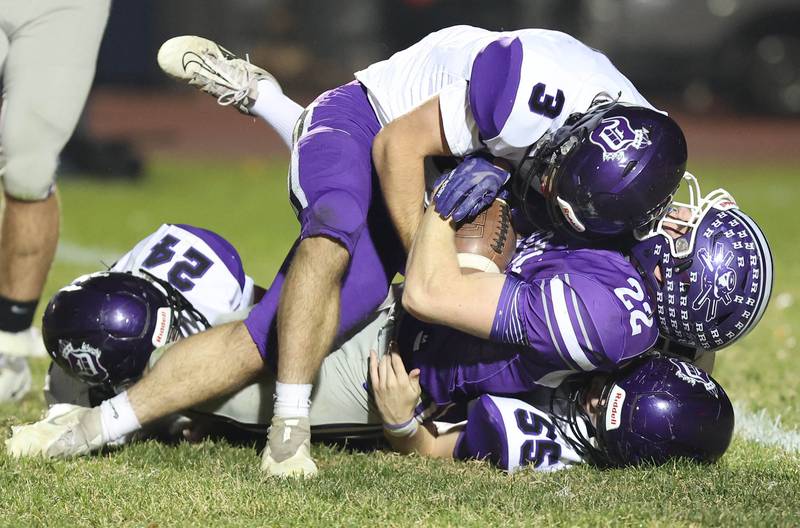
{"left": 669, "top": 358, "right": 719, "bottom": 397}
{"left": 589, "top": 116, "right": 652, "bottom": 162}
{"left": 151, "top": 307, "right": 172, "bottom": 347}
{"left": 604, "top": 385, "right": 626, "bottom": 431}
{"left": 58, "top": 341, "right": 110, "bottom": 385}
{"left": 692, "top": 243, "right": 737, "bottom": 322}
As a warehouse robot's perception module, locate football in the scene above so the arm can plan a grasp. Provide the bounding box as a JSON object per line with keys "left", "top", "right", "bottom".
{"left": 455, "top": 198, "right": 517, "bottom": 273}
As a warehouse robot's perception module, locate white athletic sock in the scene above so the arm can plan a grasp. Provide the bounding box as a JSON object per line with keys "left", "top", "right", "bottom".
{"left": 99, "top": 391, "right": 142, "bottom": 443}
{"left": 274, "top": 381, "right": 312, "bottom": 418}
{"left": 251, "top": 79, "right": 304, "bottom": 149}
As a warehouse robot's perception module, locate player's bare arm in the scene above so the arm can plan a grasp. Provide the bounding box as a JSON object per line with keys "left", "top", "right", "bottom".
{"left": 368, "top": 347, "right": 458, "bottom": 459}
{"left": 372, "top": 96, "right": 451, "bottom": 252}
{"left": 403, "top": 204, "right": 504, "bottom": 339}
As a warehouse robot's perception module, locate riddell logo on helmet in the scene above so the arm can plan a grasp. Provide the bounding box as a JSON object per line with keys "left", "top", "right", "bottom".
{"left": 152, "top": 307, "right": 171, "bottom": 347}
{"left": 605, "top": 385, "right": 627, "bottom": 431}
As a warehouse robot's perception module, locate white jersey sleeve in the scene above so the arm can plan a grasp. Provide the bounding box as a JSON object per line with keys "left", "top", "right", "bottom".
{"left": 111, "top": 224, "right": 255, "bottom": 328}
{"left": 454, "top": 394, "right": 583, "bottom": 472}
{"left": 355, "top": 26, "right": 655, "bottom": 162}
{"left": 467, "top": 30, "right": 655, "bottom": 161}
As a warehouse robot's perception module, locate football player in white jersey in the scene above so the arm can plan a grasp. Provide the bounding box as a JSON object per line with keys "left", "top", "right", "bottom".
{"left": 150, "top": 26, "right": 688, "bottom": 477}
{"left": 369, "top": 347, "right": 734, "bottom": 472}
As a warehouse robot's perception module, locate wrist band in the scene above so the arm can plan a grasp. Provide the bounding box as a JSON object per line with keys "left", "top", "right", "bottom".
{"left": 383, "top": 417, "right": 419, "bottom": 438}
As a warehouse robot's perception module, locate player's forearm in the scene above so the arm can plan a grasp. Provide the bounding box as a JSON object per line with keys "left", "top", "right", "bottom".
{"left": 403, "top": 206, "right": 461, "bottom": 319}
{"left": 372, "top": 129, "right": 426, "bottom": 252}
{"left": 372, "top": 95, "right": 451, "bottom": 252}
{"left": 386, "top": 422, "right": 456, "bottom": 459}
{"left": 404, "top": 206, "right": 503, "bottom": 338}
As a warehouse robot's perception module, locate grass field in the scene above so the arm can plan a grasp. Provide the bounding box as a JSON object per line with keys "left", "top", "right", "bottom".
{"left": 1, "top": 157, "right": 798, "bottom": 527}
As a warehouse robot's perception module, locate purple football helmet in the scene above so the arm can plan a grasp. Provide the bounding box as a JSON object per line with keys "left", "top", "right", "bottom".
{"left": 513, "top": 101, "right": 687, "bottom": 239}
{"left": 556, "top": 354, "right": 734, "bottom": 467}
{"left": 42, "top": 271, "right": 209, "bottom": 390}
{"left": 630, "top": 173, "right": 773, "bottom": 353}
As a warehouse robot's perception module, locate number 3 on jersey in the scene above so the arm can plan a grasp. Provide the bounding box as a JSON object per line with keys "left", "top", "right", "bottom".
{"left": 142, "top": 234, "right": 213, "bottom": 292}
{"left": 529, "top": 82, "right": 565, "bottom": 118}
{"left": 614, "top": 277, "right": 654, "bottom": 336}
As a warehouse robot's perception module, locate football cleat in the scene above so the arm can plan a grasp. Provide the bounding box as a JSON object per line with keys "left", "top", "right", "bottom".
{"left": 0, "top": 354, "right": 31, "bottom": 403}
{"left": 261, "top": 415, "right": 318, "bottom": 478}
{"left": 5, "top": 404, "right": 105, "bottom": 458}
{"left": 157, "top": 35, "right": 280, "bottom": 114}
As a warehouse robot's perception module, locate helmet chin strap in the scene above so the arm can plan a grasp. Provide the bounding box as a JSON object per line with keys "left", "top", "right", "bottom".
{"left": 634, "top": 171, "right": 738, "bottom": 258}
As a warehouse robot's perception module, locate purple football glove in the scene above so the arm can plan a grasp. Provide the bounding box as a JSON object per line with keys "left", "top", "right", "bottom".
{"left": 433, "top": 154, "right": 510, "bottom": 222}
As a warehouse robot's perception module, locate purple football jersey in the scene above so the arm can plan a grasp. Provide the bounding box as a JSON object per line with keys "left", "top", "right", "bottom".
{"left": 493, "top": 231, "right": 658, "bottom": 372}
{"left": 399, "top": 230, "right": 657, "bottom": 411}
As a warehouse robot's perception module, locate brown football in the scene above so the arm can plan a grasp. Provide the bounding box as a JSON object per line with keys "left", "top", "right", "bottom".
{"left": 455, "top": 198, "right": 517, "bottom": 273}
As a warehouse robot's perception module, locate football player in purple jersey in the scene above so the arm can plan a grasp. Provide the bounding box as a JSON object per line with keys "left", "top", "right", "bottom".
{"left": 370, "top": 346, "right": 734, "bottom": 472}
{"left": 378, "top": 176, "right": 772, "bottom": 432}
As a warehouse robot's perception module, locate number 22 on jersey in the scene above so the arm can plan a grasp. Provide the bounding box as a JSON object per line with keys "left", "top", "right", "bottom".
{"left": 614, "top": 277, "right": 654, "bottom": 336}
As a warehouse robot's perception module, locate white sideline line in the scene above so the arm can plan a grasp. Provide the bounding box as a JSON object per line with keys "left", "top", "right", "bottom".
{"left": 55, "top": 240, "right": 120, "bottom": 267}
{"left": 48, "top": 241, "right": 800, "bottom": 457}
{"left": 734, "top": 403, "right": 800, "bottom": 454}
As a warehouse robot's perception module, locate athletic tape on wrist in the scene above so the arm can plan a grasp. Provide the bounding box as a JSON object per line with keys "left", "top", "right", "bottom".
{"left": 383, "top": 417, "right": 419, "bottom": 438}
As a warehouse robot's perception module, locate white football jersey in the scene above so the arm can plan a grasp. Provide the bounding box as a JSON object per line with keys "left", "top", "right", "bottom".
{"left": 355, "top": 25, "right": 654, "bottom": 161}
{"left": 111, "top": 223, "right": 255, "bottom": 329}
{"left": 455, "top": 394, "right": 585, "bottom": 473}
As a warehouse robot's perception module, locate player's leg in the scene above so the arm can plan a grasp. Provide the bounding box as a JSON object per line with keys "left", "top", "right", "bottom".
{"left": 242, "top": 84, "right": 403, "bottom": 476}
{"left": 126, "top": 322, "right": 262, "bottom": 426}
{"left": 0, "top": 26, "right": 31, "bottom": 402}
{"left": 0, "top": 0, "right": 110, "bottom": 369}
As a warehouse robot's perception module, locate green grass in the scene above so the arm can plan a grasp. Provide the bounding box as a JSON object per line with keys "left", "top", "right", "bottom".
{"left": 1, "top": 158, "right": 799, "bottom": 527}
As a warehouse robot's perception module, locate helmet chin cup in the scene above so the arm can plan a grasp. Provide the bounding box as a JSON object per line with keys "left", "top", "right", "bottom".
{"left": 556, "top": 196, "right": 586, "bottom": 232}
{"left": 634, "top": 171, "right": 738, "bottom": 258}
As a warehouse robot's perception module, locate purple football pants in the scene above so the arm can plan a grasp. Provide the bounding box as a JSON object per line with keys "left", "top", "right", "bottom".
{"left": 244, "top": 81, "right": 404, "bottom": 367}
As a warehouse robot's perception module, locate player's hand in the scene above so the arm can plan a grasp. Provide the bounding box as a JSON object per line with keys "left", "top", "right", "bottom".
{"left": 5, "top": 404, "right": 105, "bottom": 459}
{"left": 369, "top": 343, "right": 422, "bottom": 426}
{"left": 433, "top": 154, "right": 510, "bottom": 223}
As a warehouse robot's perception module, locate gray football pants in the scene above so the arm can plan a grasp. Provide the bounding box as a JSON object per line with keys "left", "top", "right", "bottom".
{"left": 46, "top": 297, "right": 399, "bottom": 437}
{"left": 0, "top": 0, "right": 110, "bottom": 200}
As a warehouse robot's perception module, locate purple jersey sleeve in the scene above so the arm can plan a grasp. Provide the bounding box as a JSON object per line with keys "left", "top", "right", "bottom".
{"left": 469, "top": 37, "right": 523, "bottom": 142}
{"left": 454, "top": 395, "right": 510, "bottom": 469}
{"left": 490, "top": 268, "right": 658, "bottom": 371}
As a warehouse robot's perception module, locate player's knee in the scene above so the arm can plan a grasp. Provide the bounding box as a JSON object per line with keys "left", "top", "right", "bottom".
{"left": 296, "top": 236, "right": 351, "bottom": 283}
{"left": 227, "top": 322, "right": 266, "bottom": 379}
{"left": 2, "top": 151, "right": 57, "bottom": 201}
{"left": 302, "top": 189, "right": 367, "bottom": 255}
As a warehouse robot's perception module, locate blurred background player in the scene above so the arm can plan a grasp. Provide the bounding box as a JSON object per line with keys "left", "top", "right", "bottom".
{"left": 0, "top": 0, "right": 111, "bottom": 402}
